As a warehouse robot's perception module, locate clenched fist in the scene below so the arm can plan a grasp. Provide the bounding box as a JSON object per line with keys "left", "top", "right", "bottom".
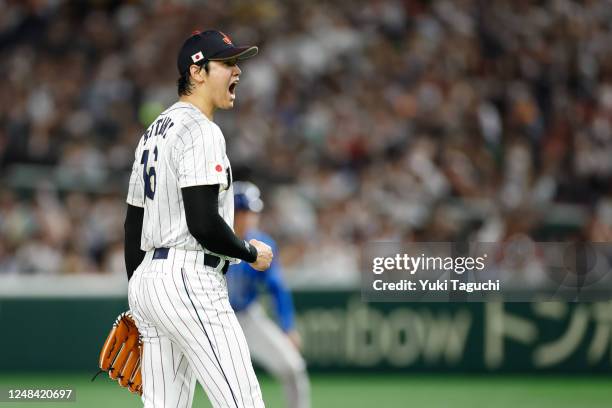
{"left": 249, "top": 239, "right": 273, "bottom": 271}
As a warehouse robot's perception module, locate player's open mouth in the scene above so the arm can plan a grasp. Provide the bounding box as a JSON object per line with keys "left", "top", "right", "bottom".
{"left": 229, "top": 81, "right": 238, "bottom": 96}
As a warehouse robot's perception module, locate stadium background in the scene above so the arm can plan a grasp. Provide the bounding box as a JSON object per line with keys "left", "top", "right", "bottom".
{"left": 0, "top": 0, "right": 611, "bottom": 407}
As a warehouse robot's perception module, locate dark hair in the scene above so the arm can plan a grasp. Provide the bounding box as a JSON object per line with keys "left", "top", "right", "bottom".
{"left": 177, "top": 61, "right": 209, "bottom": 96}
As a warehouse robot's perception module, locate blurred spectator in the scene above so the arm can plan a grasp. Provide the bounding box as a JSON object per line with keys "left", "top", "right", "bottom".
{"left": 0, "top": 0, "right": 611, "bottom": 285}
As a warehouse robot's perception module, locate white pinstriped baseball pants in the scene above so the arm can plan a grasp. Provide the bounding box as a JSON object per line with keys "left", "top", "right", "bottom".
{"left": 128, "top": 248, "right": 264, "bottom": 408}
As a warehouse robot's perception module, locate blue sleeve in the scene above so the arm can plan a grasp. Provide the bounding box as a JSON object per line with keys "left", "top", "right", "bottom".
{"left": 263, "top": 238, "right": 295, "bottom": 332}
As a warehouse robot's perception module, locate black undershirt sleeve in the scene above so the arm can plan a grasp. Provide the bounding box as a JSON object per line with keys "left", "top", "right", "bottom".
{"left": 182, "top": 184, "right": 258, "bottom": 263}
{"left": 124, "top": 204, "right": 146, "bottom": 281}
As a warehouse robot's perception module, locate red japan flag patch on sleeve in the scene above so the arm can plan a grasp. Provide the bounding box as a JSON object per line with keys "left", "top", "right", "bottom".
{"left": 215, "top": 164, "right": 223, "bottom": 172}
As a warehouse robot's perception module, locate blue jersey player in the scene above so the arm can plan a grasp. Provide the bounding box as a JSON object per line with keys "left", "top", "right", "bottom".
{"left": 227, "top": 182, "right": 310, "bottom": 408}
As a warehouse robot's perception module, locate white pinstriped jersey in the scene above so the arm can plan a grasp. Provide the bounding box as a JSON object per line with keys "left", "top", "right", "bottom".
{"left": 126, "top": 101, "right": 234, "bottom": 257}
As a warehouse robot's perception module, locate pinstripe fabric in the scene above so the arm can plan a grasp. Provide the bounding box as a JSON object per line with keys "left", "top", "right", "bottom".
{"left": 126, "top": 101, "right": 261, "bottom": 407}
{"left": 129, "top": 249, "right": 264, "bottom": 407}
{"left": 126, "top": 102, "right": 237, "bottom": 264}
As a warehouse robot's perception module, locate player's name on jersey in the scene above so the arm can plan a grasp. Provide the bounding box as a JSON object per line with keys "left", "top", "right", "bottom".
{"left": 372, "top": 279, "right": 501, "bottom": 293}
{"left": 143, "top": 117, "right": 175, "bottom": 143}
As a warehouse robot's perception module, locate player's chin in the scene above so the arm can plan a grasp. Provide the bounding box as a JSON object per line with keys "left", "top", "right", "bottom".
{"left": 221, "top": 93, "right": 236, "bottom": 109}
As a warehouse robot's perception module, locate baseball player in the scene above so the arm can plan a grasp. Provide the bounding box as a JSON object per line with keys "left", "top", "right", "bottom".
{"left": 227, "top": 182, "right": 310, "bottom": 408}
{"left": 123, "top": 30, "right": 273, "bottom": 408}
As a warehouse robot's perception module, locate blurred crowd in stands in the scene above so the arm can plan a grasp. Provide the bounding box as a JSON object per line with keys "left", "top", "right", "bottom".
{"left": 1, "top": 0, "right": 612, "bottom": 285}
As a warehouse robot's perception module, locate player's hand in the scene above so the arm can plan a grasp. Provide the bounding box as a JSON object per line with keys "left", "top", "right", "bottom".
{"left": 287, "top": 330, "right": 302, "bottom": 351}
{"left": 249, "top": 239, "right": 273, "bottom": 271}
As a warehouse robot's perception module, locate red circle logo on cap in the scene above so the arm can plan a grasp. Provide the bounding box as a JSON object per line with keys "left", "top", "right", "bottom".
{"left": 215, "top": 164, "right": 223, "bottom": 172}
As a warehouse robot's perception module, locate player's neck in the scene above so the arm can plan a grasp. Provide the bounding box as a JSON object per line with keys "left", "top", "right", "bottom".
{"left": 179, "top": 94, "right": 215, "bottom": 121}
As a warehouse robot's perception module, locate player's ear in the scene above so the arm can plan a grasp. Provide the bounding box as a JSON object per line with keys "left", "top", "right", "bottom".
{"left": 189, "top": 64, "right": 207, "bottom": 85}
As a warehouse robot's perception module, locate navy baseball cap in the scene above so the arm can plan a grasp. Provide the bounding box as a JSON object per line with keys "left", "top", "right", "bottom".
{"left": 177, "top": 30, "right": 259, "bottom": 75}
{"left": 234, "top": 181, "right": 264, "bottom": 213}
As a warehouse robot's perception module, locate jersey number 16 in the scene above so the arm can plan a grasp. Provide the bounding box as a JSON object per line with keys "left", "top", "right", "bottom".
{"left": 141, "top": 146, "right": 158, "bottom": 200}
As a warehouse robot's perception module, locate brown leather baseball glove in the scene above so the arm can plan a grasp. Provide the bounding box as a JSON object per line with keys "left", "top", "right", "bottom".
{"left": 98, "top": 311, "right": 143, "bottom": 395}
